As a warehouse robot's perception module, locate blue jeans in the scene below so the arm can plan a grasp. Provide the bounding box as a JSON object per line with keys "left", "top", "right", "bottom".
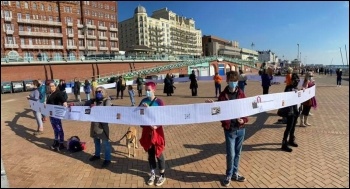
{"left": 94, "top": 138, "right": 111, "bottom": 161}
{"left": 224, "top": 128, "right": 245, "bottom": 178}
{"left": 238, "top": 81, "right": 245, "bottom": 92}
{"left": 85, "top": 93, "right": 90, "bottom": 100}
{"left": 50, "top": 117, "right": 64, "bottom": 143}
{"left": 215, "top": 83, "right": 221, "bottom": 96}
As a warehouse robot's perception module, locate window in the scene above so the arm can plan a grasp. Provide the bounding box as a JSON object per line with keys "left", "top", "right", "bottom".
{"left": 24, "top": 2, "right": 28, "bottom": 8}
{"left": 34, "top": 27, "right": 39, "bottom": 32}
{"left": 48, "top": 5, "right": 52, "bottom": 11}
{"left": 77, "top": 8, "right": 80, "bottom": 14}
{"left": 32, "top": 3, "right": 37, "bottom": 9}
{"left": 3, "top": 1, "right": 9, "bottom": 5}
{"left": 49, "top": 16, "right": 52, "bottom": 21}
{"left": 50, "top": 28, "right": 54, "bottom": 33}
{"left": 26, "top": 13, "right": 30, "bottom": 19}
{"left": 55, "top": 6, "right": 58, "bottom": 12}
{"left": 21, "top": 38, "right": 25, "bottom": 45}
{"left": 19, "top": 25, "right": 23, "bottom": 31}
{"left": 16, "top": 1, "right": 20, "bottom": 8}
{"left": 40, "top": 4, "right": 44, "bottom": 11}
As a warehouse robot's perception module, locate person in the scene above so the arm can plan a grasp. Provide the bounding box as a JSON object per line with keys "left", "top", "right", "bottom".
{"left": 26, "top": 80, "right": 44, "bottom": 135}
{"left": 189, "top": 70, "right": 198, "bottom": 96}
{"left": 116, "top": 76, "right": 126, "bottom": 99}
{"left": 46, "top": 81, "right": 68, "bottom": 151}
{"left": 73, "top": 78, "right": 81, "bottom": 102}
{"left": 261, "top": 67, "right": 273, "bottom": 94}
{"left": 330, "top": 69, "right": 333, "bottom": 76}
{"left": 38, "top": 79, "right": 47, "bottom": 122}
{"left": 213, "top": 72, "right": 222, "bottom": 97}
{"left": 84, "top": 79, "right": 92, "bottom": 100}
{"left": 336, "top": 68, "right": 342, "bottom": 87}
{"left": 91, "top": 77, "right": 98, "bottom": 98}
{"left": 136, "top": 74, "right": 144, "bottom": 97}
{"left": 205, "top": 71, "right": 248, "bottom": 187}
{"left": 128, "top": 85, "right": 136, "bottom": 106}
{"left": 58, "top": 79, "right": 68, "bottom": 101}
{"left": 163, "top": 73, "right": 174, "bottom": 96}
{"left": 139, "top": 82, "right": 167, "bottom": 186}
{"left": 69, "top": 87, "right": 112, "bottom": 168}
{"left": 281, "top": 73, "right": 301, "bottom": 152}
{"left": 284, "top": 67, "right": 293, "bottom": 92}
{"left": 238, "top": 70, "right": 247, "bottom": 93}
{"left": 300, "top": 72, "right": 315, "bottom": 127}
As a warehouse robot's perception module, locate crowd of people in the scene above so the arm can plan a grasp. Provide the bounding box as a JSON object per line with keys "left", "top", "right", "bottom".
{"left": 26, "top": 64, "right": 338, "bottom": 187}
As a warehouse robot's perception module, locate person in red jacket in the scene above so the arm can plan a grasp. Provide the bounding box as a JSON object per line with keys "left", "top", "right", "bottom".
{"left": 206, "top": 70, "right": 248, "bottom": 187}
{"left": 139, "top": 82, "right": 166, "bottom": 186}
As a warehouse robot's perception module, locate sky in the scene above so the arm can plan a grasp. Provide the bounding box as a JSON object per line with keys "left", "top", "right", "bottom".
{"left": 118, "top": 1, "right": 349, "bottom": 66}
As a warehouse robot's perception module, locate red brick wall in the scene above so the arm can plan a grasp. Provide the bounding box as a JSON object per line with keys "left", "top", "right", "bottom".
{"left": 1, "top": 61, "right": 181, "bottom": 82}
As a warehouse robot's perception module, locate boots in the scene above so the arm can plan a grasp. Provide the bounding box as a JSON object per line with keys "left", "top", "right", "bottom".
{"left": 299, "top": 115, "right": 306, "bottom": 127}
{"left": 288, "top": 136, "right": 298, "bottom": 147}
{"left": 57, "top": 143, "right": 66, "bottom": 152}
{"left": 304, "top": 116, "right": 312, "bottom": 126}
{"left": 281, "top": 139, "right": 292, "bottom": 152}
{"left": 50, "top": 140, "right": 59, "bottom": 150}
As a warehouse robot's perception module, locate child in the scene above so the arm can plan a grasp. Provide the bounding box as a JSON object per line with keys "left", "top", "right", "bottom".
{"left": 128, "top": 85, "right": 135, "bottom": 106}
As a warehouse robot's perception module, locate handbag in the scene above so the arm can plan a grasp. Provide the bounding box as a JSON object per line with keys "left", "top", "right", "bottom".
{"left": 277, "top": 107, "right": 290, "bottom": 117}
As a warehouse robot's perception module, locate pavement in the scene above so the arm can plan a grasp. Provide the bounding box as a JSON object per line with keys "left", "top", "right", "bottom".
{"left": 1, "top": 74, "right": 349, "bottom": 188}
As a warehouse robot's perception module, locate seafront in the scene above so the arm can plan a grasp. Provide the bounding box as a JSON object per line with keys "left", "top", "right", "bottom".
{"left": 1, "top": 75, "right": 348, "bottom": 188}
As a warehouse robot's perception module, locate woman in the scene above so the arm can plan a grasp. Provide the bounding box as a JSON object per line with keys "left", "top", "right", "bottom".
{"left": 26, "top": 80, "right": 44, "bottom": 135}
{"left": 136, "top": 74, "right": 144, "bottom": 97}
{"left": 58, "top": 79, "right": 68, "bottom": 101}
{"left": 116, "top": 76, "right": 126, "bottom": 99}
{"left": 300, "top": 72, "right": 317, "bottom": 127}
{"left": 91, "top": 77, "right": 98, "bottom": 98}
{"left": 238, "top": 70, "right": 247, "bottom": 93}
{"left": 73, "top": 77, "right": 81, "bottom": 102}
{"left": 46, "top": 81, "right": 68, "bottom": 151}
{"left": 189, "top": 70, "right": 198, "bottom": 96}
{"left": 70, "top": 87, "right": 112, "bottom": 168}
{"left": 261, "top": 67, "right": 273, "bottom": 94}
{"left": 139, "top": 82, "right": 167, "bottom": 186}
{"left": 336, "top": 68, "right": 342, "bottom": 87}
{"left": 163, "top": 73, "right": 174, "bottom": 96}
{"left": 84, "top": 79, "right": 92, "bottom": 100}
{"left": 284, "top": 67, "right": 293, "bottom": 92}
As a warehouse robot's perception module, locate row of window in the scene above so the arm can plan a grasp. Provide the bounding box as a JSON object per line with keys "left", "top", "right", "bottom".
{"left": 84, "top": 9, "right": 116, "bottom": 20}
{"left": 85, "top": 1, "right": 116, "bottom": 11}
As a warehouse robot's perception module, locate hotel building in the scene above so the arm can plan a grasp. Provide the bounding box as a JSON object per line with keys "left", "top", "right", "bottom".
{"left": 1, "top": 1, "right": 119, "bottom": 61}
{"left": 118, "top": 6, "right": 202, "bottom": 56}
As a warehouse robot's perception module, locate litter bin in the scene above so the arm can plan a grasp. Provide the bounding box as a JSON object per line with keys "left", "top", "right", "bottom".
{"left": 11, "top": 81, "right": 24, "bottom": 93}
{"left": 23, "top": 80, "right": 35, "bottom": 91}
{"left": 1, "top": 82, "right": 12, "bottom": 94}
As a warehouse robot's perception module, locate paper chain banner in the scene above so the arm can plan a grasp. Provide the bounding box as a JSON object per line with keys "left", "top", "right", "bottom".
{"left": 29, "top": 84, "right": 315, "bottom": 126}
{"left": 65, "top": 75, "right": 298, "bottom": 94}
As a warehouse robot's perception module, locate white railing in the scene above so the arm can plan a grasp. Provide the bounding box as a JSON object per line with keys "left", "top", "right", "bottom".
{"left": 4, "top": 44, "right": 19, "bottom": 48}
{"left": 21, "top": 45, "right": 64, "bottom": 49}
{"left": 109, "top": 27, "right": 118, "bottom": 32}
{"left": 87, "top": 46, "right": 97, "bottom": 50}
{"left": 87, "top": 35, "right": 96, "bottom": 39}
{"left": 110, "top": 47, "right": 119, "bottom": 51}
{"left": 77, "top": 24, "right": 83, "bottom": 28}
{"left": 68, "top": 33, "right": 74, "bottom": 38}
{"left": 99, "top": 47, "right": 108, "bottom": 51}
{"left": 98, "top": 25, "right": 107, "bottom": 30}
{"left": 4, "top": 17, "right": 12, "bottom": 21}
{"left": 79, "top": 46, "right": 85, "bottom": 50}
{"left": 86, "top": 24, "right": 96, "bottom": 29}
{"left": 99, "top": 36, "right": 108, "bottom": 40}
{"left": 6, "top": 29, "right": 14, "bottom": 34}
{"left": 110, "top": 37, "right": 118, "bottom": 41}
{"left": 19, "top": 31, "right": 63, "bottom": 37}
{"left": 67, "top": 22, "right": 73, "bottom": 27}
{"left": 17, "top": 18, "right": 62, "bottom": 26}
{"left": 78, "top": 34, "right": 84, "bottom": 38}
{"left": 67, "top": 45, "right": 77, "bottom": 49}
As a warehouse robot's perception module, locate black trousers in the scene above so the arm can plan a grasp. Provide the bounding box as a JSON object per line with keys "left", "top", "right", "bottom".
{"left": 262, "top": 86, "right": 269, "bottom": 94}
{"left": 138, "top": 90, "right": 142, "bottom": 97}
{"left": 191, "top": 88, "right": 197, "bottom": 96}
{"left": 148, "top": 145, "right": 165, "bottom": 170}
{"left": 301, "top": 105, "right": 312, "bottom": 116}
{"left": 283, "top": 115, "right": 298, "bottom": 140}
{"left": 116, "top": 89, "right": 124, "bottom": 98}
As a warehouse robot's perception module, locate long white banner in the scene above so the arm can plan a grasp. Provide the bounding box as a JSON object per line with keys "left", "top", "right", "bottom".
{"left": 29, "top": 85, "right": 315, "bottom": 126}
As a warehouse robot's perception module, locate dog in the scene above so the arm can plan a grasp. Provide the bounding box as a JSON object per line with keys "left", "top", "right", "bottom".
{"left": 119, "top": 127, "right": 138, "bottom": 158}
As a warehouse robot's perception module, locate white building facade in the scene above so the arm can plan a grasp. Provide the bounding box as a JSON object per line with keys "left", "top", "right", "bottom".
{"left": 118, "top": 6, "right": 202, "bottom": 56}
{"left": 258, "top": 50, "right": 278, "bottom": 63}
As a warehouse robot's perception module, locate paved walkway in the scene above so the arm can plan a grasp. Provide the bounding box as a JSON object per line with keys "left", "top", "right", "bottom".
{"left": 1, "top": 75, "right": 349, "bottom": 188}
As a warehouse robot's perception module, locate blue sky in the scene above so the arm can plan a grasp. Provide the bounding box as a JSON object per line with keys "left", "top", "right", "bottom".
{"left": 118, "top": 1, "right": 349, "bottom": 65}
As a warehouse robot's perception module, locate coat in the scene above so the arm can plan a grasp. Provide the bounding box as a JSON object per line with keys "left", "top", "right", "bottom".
{"left": 163, "top": 78, "right": 174, "bottom": 94}
{"left": 189, "top": 74, "right": 198, "bottom": 89}
{"left": 73, "top": 81, "right": 81, "bottom": 95}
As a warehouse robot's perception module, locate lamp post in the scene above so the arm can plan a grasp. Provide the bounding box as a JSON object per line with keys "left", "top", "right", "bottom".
{"left": 297, "top": 43, "right": 299, "bottom": 61}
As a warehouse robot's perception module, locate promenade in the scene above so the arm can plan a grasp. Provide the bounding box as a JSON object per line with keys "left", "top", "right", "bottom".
{"left": 1, "top": 75, "right": 348, "bottom": 188}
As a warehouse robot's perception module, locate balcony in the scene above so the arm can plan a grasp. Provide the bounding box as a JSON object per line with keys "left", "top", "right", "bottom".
{"left": 19, "top": 31, "right": 63, "bottom": 37}
{"left": 110, "top": 37, "right": 118, "bottom": 41}
{"left": 67, "top": 22, "right": 73, "bottom": 27}
{"left": 78, "top": 34, "right": 84, "bottom": 38}
{"left": 99, "top": 47, "right": 108, "bottom": 51}
{"left": 87, "top": 46, "right": 97, "bottom": 50}
{"left": 4, "top": 44, "right": 19, "bottom": 48}
{"left": 87, "top": 35, "right": 96, "bottom": 39}
{"left": 68, "top": 33, "right": 74, "bottom": 38}
{"left": 98, "top": 25, "right": 107, "bottom": 30}
{"left": 110, "top": 47, "right": 119, "bottom": 51}
{"left": 4, "top": 17, "right": 12, "bottom": 22}
{"left": 109, "top": 27, "right": 118, "bottom": 32}
{"left": 21, "top": 45, "right": 64, "bottom": 49}
{"left": 17, "top": 18, "right": 62, "bottom": 26}
{"left": 5, "top": 29, "right": 14, "bottom": 35}
{"left": 67, "top": 45, "right": 77, "bottom": 50}
{"left": 79, "top": 46, "right": 86, "bottom": 50}
{"left": 86, "top": 24, "right": 96, "bottom": 29}
{"left": 99, "top": 36, "right": 108, "bottom": 40}
{"left": 77, "top": 24, "right": 83, "bottom": 28}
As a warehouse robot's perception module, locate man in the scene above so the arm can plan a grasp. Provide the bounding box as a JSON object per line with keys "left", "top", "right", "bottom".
{"left": 73, "top": 78, "right": 81, "bottom": 102}
{"left": 205, "top": 71, "right": 248, "bottom": 186}
{"left": 213, "top": 72, "right": 222, "bottom": 97}
{"left": 189, "top": 70, "right": 198, "bottom": 96}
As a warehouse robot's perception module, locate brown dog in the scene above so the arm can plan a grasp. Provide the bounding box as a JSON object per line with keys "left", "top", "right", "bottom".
{"left": 119, "top": 127, "right": 138, "bottom": 158}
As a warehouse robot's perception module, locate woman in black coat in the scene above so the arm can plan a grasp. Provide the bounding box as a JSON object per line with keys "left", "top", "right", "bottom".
{"left": 189, "top": 70, "right": 198, "bottom": 96}
{"left": 163, "top": 73, "right": 174, "bottom": 96}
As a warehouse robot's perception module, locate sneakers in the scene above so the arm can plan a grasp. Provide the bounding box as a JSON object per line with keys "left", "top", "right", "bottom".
{"left": 89, "top": 155, "right": 101, "bottom": 161}
{"left": 222, "top": 176, "right": 231, "bottom": 187}
{"left": 101, "top": 160, "right": 111, "bottom": 168}
{"left": 155, "top": 175, "right": 166, "bottom": 186}
{"left": 50, "top": 140, "right": 59, "bottom": 150}
{"left": 147, "top": 173, "right": 156, "bottom": 186}
{"left": 232, "top": 174, "right": 246, "bottom": 182}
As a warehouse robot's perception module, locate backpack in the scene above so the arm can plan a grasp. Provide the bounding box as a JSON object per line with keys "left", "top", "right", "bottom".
{"left": 67, "top": 136, "right": 85, "bottom": 152}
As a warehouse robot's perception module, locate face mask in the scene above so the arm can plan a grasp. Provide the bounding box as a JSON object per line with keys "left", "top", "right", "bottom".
{"left": 95, "top": 92, "right": 103, "bottom": 101}
{"left": 228, "top": 81, "right": 238, "bottom": 89}
{"left": 146, "top": 91, "right": 152, "bottom": 98}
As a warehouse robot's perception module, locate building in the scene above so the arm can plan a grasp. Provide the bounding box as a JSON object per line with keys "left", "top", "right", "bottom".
{"left": 1, "top": 1, "right": 119, "bottom": 62}
{"left": 258, "top": 50, "right": 278, "bottom": 64}
{"left": 118, "top": 6, "right": 202, "bottom": 56}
